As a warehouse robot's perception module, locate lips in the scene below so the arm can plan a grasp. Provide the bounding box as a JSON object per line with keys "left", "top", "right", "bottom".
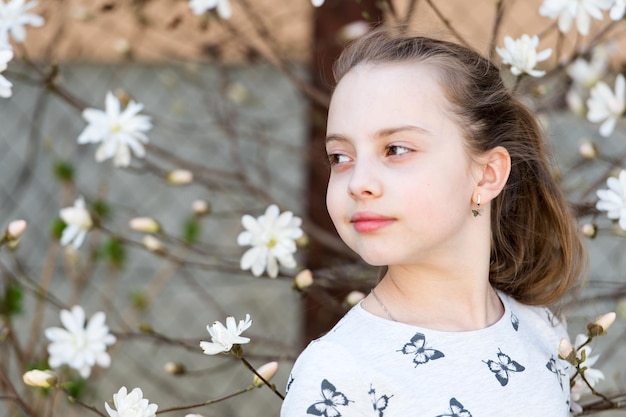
{"left": 350, "top": 212, "right": 395, "bottom": 233}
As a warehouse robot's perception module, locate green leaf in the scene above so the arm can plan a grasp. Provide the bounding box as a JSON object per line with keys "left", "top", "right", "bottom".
{"left": 91, "top": 199, "right": 111, "bottom": 222}
{"left": 0, "top": 283, "right": 23, "bottom": 316}
{"left": 53, "top": 161, "right": 74, "bottom": 183}
{"left": 130, "top": 290, "right": 149, "bottom": 311}
{"left": 51, "top": 218, "right": 66, "bottom": 240}
{"left": 182, "top": 217, "right": 200, "bottom": 245}
{"left": 102, "top": 238, "right": 126, "bottom": 270}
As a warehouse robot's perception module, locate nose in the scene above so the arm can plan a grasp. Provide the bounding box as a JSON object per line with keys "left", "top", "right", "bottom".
{"left": 348, "top": 160, "right": 382, "bottom": 199}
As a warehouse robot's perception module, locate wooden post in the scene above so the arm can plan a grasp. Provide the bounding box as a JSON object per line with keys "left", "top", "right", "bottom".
{"left": 304, "top": 0, "right": 383, "bottom": 344}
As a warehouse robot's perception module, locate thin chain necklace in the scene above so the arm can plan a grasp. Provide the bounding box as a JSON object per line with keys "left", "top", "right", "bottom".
{"left": 370, "top": 288, "right": 397, "bottom": 322}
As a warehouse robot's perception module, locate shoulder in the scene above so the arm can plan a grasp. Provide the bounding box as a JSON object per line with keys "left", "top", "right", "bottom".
{"left": 501, "top": 292, "right": 568, "bottom": 344}
{"left": 281, "top": 316, "right": 373, "bottom": 417}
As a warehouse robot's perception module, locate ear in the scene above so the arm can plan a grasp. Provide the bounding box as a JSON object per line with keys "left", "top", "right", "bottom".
{"left": 472, "top": 146, "right": 511, "bottom": 203}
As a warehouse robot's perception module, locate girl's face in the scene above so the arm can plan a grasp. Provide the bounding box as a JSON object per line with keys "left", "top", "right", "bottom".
{"left": 325, "top": 62, "right": 483, "bottom": 267}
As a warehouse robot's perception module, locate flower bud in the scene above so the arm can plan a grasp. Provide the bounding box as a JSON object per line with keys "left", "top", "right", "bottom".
{"left": 167, "top": 169, "right": 193, "bottom": 185}
{"left": 345, "top": 290, "right": 365, "bottom": 307}
{"left": 142, "top": 235, "right": 165, "bottom": 253}
{"left": 129, "top": 217, "right": 160, "bottom": 234}
{"left": 164, "top": 361, "right": 186, "bottom": 375}
{"left": 114, "top": 38, "right": 131, "bottom": 56}
{"left": 225, "top": 82, "right": 251, "bottom": 104}
{"left": 192, "top": 200, "right": 211, "bottom": 216}
{"left": 6, "top": 220, "right": 27, "bottom": 240}
{"left": 558, "top": 338, "right": 576, "bottom": 364}
{"left": 337, "top": 20, "right": 370, "bottom": 43}
{"left": 23, "top": 369, "right": 58, "bottom": 388}
{"left": 253, "top": 361, "right": 278, "bottom": 387}
{"left": 579, "top": 140, "right": 598, "bottom": 160}
{"left": 566, "top": 88, "right": 585, "bottom": 116}
{"left": 580, "top": 223, "right": 597, "bottom": 238}
{"left": 593, "top": 312, "right": 616, "bottom": 334}
{"left": 294, "top": 269, "right": 313, "bottom": 290}
{"left": 296, "top": 234, "right": 309, "bottom": 248}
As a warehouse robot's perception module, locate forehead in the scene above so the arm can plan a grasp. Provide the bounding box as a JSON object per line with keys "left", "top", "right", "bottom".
{"left": 327, "top": 62, "right": 455, "bottom": 136}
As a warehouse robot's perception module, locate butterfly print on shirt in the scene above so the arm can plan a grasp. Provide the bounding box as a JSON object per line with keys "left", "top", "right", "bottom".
{"left": 398, "top": 332, "right": 445, "bottom": 367}
{"left": 510, "top": 312, "right": 519, "bottom": 331}
{"left": 286, "top": 374, "right": 294, "bottom": 394}
{"left": 483, "top": 349, "right": 525, "bottom": 386}
{"left": 546, "top": 355, "right": 567, "bottom": 391}
{"left": 368, "top": 384, "right": 393, "bottom": 417}
{"left": 307, "top": 379, "right": 352, "bottom": 417}
{"left": 436, "top": 397, "right": 472, "bottom": 417}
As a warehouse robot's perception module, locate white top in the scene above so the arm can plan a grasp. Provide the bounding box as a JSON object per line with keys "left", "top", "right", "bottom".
{"left": 281, "top": 292, "right": 571, "bottom": 417}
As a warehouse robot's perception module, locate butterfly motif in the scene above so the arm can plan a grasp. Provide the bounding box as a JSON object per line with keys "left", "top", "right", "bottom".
{"left": 286, "top": 374, "right": 294, "bottom": 394}
{"left": 510, "top": 312, "right": 519, "bottom": 331}
{"left": 436, "top": 397, "right": 472, "bottom": 417}
{"left": 398, "top": 332, "right": 445, "bottom": 367}
{"left": 483, "top": 349, "right": 525, "bottom": 386}
{"left": 368, "top": 384, "right": 393, "bottom": 417}
{"left": 307, "top": 379, "right": 352, "bottom": 417}
{"left": 546, "top": 356, "right": 566, "bottom": 391}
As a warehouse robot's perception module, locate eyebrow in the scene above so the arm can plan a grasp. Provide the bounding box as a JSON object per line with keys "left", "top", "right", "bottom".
{"left": 325, "top": 125, "right": 431, "bottom": 144}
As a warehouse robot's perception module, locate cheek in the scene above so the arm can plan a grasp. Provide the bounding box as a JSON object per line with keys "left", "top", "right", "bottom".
{"left": 325, "top": 177, "right": 344, "bottom": 226}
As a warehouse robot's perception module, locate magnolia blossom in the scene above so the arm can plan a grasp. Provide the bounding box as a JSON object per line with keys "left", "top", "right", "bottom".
{"left": 596, "top": 170, "right": 626, "bottom": 230}
{"left": 0, "top": 0, "right": 44, "bottom": 44}
{"left": 200, "top": 314, "right": 252, "bottom": 355}
{"left": 188, "top": 0, "right": 232, "bottom": 19}
{"left": 570, "top": 333, "right": 605, "bottom": 401}
{"left": 45, "top": 305, "right": 116, "bottom": 378}
{"left": 60, "top": 196, "right": 92, "bottom": 249}
{"left": 495, "top": 34, "right": 552, "bottom": 77}
{"left": 587, "top": 74, "right": 625, "bottom": 137}
{"left": 539, "top": 0, "right": 612, "bottom": 35}
{"left": 567, "top": 46, "right": 609, "bottom": 88}
{"left": 22, "top": 369, "right": 58, "bottom": 388}
{"left": 105, "top": 386, "right": 158, "bottom": 417}
{"left": 610, "top": 0, "right": 626, "bottom": 19}
{"left": 6, "top": 219, "right": 26, "bottom": 240}
{"left": 0, "top": 47, "right": 13, "bottom": 98}
{"left": 253, "top": 361, "right": 279, "bottom": 387}
{"left": 237, "top": 204, "right": 303, "bottom": 278}
{"left": 78, "top": 91, "right": 153, "bottom": 167}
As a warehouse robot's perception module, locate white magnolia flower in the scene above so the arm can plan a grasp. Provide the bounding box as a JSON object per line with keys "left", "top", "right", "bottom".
{"left": 0, "top": 47, "right": 13, "bottom": 98}
{"left": 0, "top": 0, "right": 44, "bottom": 44}
{"left": 188, "top": 0, "right": 232, "bottom": 19}
{"left": 44, "top": 305, "right": 116, "bottom": 378}
{"left": 610, "top": 0, "right": 626, "bottom": 19}
{"left": 78, "top": 91, "right": 152, "bottom": 167}
{"left": 496, "top": 34, "right": 552, "bottom": 77}
{"left": 59, "top": 196, "right": 92, "bottom": 249}
{"left": 567, "top": 45, "right": 609, "bottom": 88}
{"left": 587, "top": 73, "right": 625, "bottom": 137}
{"left": 311, "top": 0, "right": 325, "bottom": 6}
{"left": 596, "top": 169, "right": 626, "bottom": 230}
{"left": 105, "top": 386, "right": 158, "bottom": 417}
{"left": 238, "top": 205, "right": 303, "bottom": 278}
{"left": 539, "top": 0, "right": 612, "bottom": 35}
{"left": 570, "top": 333, "right": 605, "bottom": 401}
{"left": 200, "top": 314, "right": 252, "bottom": 355}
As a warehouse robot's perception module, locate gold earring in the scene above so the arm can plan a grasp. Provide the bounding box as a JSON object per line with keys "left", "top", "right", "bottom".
{"left": 472, "top": 195, "right": 483, "bottom": 217}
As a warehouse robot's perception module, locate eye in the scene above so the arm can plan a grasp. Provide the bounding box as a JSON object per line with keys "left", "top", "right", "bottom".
{"left": 327, "top": 153, "right": 351, "bottom": 166}
{"left": 386, "top": 144, "right": 412, "bottom": 156}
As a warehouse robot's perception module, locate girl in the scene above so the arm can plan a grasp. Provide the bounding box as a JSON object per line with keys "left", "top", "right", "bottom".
{"left": 281, "top": 27, "right": 584, "bottom": 416}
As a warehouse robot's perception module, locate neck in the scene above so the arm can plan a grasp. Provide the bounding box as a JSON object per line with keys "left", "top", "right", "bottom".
{"left": 364, "top": 264, "right": 503, "bottom": 331}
